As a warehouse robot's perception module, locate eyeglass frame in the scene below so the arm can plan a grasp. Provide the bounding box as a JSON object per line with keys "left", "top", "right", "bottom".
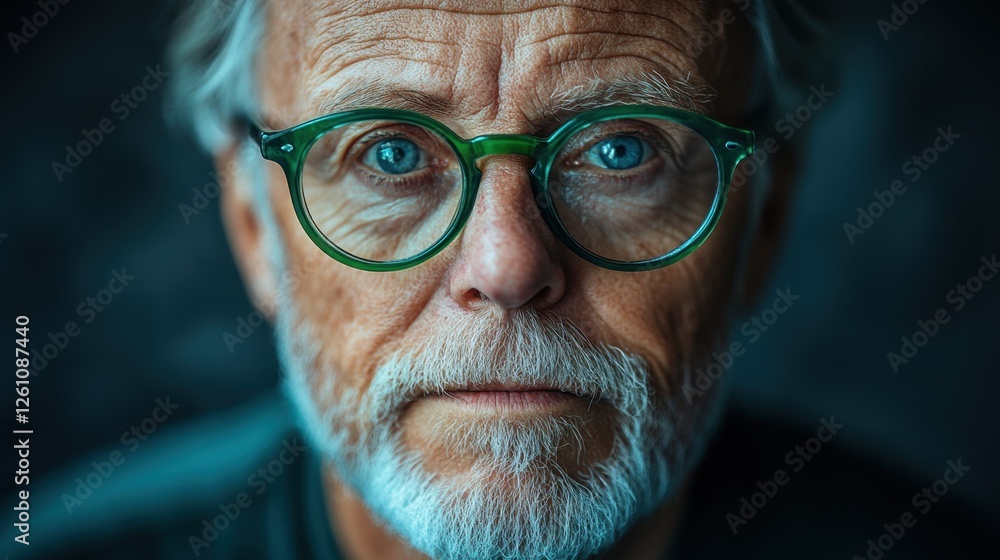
{"left": 246, "top": 104, "right": 755, "bottom": 272}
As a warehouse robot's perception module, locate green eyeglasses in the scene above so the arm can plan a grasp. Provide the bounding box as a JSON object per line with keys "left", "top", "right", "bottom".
{"left": 248, "top": 105, "right": 754, "bottom": 272}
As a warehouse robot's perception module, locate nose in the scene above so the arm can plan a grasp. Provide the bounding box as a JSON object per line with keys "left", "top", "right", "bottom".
{"left": 449, "top": 156, "right": 566, "bottom": 311}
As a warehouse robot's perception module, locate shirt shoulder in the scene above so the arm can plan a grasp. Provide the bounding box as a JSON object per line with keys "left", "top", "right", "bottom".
{"left": 7, "top": 391, "right": 341, "bottom": 560}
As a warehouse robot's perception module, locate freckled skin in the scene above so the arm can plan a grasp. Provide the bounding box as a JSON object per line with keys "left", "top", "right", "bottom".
{"left": 220, "top": 1, "right": 781, "bottom": 559}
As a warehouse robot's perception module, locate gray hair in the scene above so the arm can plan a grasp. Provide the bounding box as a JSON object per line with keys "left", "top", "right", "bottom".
{"left": 166, "top": 0, "right": 265, "bottom": 152}
{"left": 166, "top": 0, "right": 832, "bottom": 154}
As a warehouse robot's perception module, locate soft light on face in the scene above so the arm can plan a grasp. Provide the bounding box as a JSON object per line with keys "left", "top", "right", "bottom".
{"left": 248, "top": 1, "right": 759, "bottom": 558}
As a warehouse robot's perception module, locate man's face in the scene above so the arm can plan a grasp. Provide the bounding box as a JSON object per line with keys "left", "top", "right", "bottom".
{"left": 234, "top": 1, "right": 761, "bottom": 558}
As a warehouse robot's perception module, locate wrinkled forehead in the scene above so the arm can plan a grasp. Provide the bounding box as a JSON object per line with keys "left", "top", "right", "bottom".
{"left": 260, "top": 0, "right": 749, "bottom": 133}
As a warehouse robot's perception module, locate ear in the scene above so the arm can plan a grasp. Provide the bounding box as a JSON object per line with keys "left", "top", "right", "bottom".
{"left": 739, "top": 143, "right": 799, "bottom": 309}
{"left": 216, "top": 145, "right": 279, "bottom": 321}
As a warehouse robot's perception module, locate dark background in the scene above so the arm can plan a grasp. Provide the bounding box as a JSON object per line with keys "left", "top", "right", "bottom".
{"left": 2, "top": 0, "right": 997, "bottom": 538}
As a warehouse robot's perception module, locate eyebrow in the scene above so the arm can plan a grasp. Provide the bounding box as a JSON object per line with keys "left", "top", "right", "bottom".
{"left": 314, "top": 70, "right": 717, "bottom": 134}
{"left": 547, "top": 71, "right": 717, "bottom": 121}
{"left": 316, "top": 81, "right": 455, "bottom": 121}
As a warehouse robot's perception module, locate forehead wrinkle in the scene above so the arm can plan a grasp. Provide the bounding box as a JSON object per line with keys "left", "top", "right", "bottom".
{"left": 297, "top": 0, "right": 711, "bottom": 72}
{"left": 292, "top": 6, "right": 470, "bottom": 119}
{"left": 304, "top": 34, "right": 460, "bottom": 84}
{"left": 323, "top": 0, "right": 713, "bottom": 62}
{"left": 331, "top": 0, "right": 710, "bottom": 20}
{"left": 519, "top": 7, "right": 698, "bottom": 47}
{"left": 281, "top": 0, "right": 727, "bottom": 133}
{"left": 525, "top": 29, "right": 689, "bottom": 50}
{"left": 504, "top": 5, "right": 714, "bottom": 128}
{"left": 518, "top": 7, "right": 704, "bottom": 71}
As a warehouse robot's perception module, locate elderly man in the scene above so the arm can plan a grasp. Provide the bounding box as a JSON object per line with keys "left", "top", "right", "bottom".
{"left": 14, "top": 1, "right": 996, "bottom": 559}
{"left": 178, "top": 0, "right": 777, "bottom": 557}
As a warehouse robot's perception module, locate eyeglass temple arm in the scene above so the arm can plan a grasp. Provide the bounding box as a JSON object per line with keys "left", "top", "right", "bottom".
{"left": 238, "top": 115, "right": 268, "bottom": 155}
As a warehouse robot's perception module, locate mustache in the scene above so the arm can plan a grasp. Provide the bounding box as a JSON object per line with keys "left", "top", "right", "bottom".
{"left": 361, "top": 308, "right": 651, "bottom": 424}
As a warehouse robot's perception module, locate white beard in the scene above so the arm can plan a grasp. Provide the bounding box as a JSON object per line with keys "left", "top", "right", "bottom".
{"left": 275, "top": 304, "right": 725, "bottom": 560}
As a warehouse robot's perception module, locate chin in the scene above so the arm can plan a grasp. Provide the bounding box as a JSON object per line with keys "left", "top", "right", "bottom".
{"left": 399, "top": 393, "right": 619, "bottom": 476}
{"left": 405, "top": 411, "right": 618, "bottom": 492}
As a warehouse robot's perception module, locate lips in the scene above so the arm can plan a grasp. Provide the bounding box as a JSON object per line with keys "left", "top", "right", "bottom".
{"left": 443, "top": 389, "right": 579, "bottom": 408}
{"left": 446, "top": 381, "right": 562, "bottom": 393}
{"left": 417, "top": 381, "right": 593, "bottom": 412}
{"left": 390, "top": 379, "right": 600, "bottom": 418}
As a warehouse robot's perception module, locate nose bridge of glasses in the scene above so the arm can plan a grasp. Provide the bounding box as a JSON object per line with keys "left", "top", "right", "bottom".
{"left": 468, "top": 134, "right": 543, "bottom": 168}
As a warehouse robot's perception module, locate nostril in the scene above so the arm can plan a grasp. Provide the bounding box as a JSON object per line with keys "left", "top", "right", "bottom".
{"left": 533, "top": 286, "right": 551, "bottom": 307}
{"left": 459, "top": 288, "right": 489, "bottom": 309}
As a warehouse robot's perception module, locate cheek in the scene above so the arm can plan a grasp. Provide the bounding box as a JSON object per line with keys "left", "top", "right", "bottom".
{"left": 266, "top": 169, "right": 445, "bottom": 393}
{"left": 575, "top": 190, "right": 751, "bottom": 392}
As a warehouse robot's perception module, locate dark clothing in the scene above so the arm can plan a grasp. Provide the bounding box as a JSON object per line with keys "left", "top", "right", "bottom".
{"left": 9, "top": 391, "right": 997, "bottom": 559}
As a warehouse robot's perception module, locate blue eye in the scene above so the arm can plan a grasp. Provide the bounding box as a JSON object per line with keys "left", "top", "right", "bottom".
{"left": 365, "top": 138, "right": 423, "bottom": 174}
{"left": 590, "top": 135, "right": 648, "bottom": 170}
